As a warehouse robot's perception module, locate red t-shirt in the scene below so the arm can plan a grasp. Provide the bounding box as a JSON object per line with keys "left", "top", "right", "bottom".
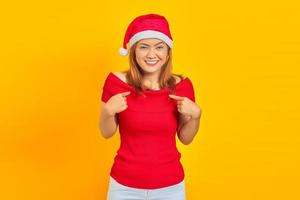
{"left": 101, "top": 72, "right": 196, "bottom": 189}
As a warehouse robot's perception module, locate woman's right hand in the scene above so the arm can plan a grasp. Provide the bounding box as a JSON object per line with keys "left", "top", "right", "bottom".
{"left": 104, "top": 91, "right": 131, "bottom": 116}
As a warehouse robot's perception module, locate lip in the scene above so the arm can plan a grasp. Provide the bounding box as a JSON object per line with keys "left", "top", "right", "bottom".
{"left": 145, "top": 60, "right": 159, "bottom": 66}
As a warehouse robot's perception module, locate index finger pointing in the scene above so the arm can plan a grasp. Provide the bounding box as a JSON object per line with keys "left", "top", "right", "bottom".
{"left": 168, "top": 94, "right": 184, "bottom": 101}
{"left": 121, "top": 91, "right": 131, "bottom": 96}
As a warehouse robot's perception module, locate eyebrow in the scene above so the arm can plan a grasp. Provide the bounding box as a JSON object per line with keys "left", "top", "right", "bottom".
{"left": 139, "top": 41, "right": 164, "bottom": 46}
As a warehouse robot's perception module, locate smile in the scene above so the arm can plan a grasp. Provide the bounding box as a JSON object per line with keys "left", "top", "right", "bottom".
{"left": 145, "top": 60, "right": 159, "bottom": 66}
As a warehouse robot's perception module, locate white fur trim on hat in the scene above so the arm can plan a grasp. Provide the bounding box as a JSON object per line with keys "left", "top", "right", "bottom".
{"left": 119, "top": 47, "right": 128, "bottom": 56}
{"left": 128, "top": 30, "right": 173, "bottom": 49}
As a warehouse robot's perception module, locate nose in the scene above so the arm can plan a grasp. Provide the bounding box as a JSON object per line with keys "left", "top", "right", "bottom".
{"left": 146, "top": 48, "right": 157, "bottom": 59}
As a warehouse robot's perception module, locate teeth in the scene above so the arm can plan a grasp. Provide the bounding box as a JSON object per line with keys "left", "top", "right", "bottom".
{"left": 146, "top": 61, "right": 158, "bottom": 64}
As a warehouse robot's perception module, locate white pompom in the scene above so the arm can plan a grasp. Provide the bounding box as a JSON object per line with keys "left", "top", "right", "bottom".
{"left": 119, "top": 47, "right": 128, "bottom": 56}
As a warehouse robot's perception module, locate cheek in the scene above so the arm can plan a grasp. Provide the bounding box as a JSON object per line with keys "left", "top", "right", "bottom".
{"left": 135, "top": 51, "right": 146, "bottom": 60}
{"left": 135, "top": 55, "right": 145, "bottom": 65}
{"left": 157, "top": 52, "right": 169, "bottom": 60}
{"left": 157, "top": 48, "right": 169, "bottom": 56}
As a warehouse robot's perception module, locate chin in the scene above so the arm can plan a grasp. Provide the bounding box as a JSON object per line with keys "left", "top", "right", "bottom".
{"left": 141, "top": 63, "right": 163, "bottom": 71}
{"left": 141, "top": 66, "right": 162, "bottom": 74}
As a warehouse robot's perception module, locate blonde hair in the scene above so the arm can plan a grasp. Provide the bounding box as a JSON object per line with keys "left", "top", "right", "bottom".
{"left": 121, "top": 42, "right": 184, "bottom": 96}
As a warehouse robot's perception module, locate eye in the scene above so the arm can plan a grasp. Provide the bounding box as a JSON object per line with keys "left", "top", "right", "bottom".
{"left": 157, "top": 46, "right": 164, "bottom": 49}
{"left": 140, "top": 46, "right": 147, "bottom": 49}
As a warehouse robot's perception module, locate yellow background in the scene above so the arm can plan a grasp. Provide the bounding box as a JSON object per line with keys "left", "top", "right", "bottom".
{"left": 1, "top": 0, "right": 299, "bottom": 199}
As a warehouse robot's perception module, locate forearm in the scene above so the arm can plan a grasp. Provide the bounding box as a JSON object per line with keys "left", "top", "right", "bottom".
{"left": 178, "top": 116, "right": 201, "bottom": 145}
{"left": 99, "top": 106, "right": 118, "bottom": 139}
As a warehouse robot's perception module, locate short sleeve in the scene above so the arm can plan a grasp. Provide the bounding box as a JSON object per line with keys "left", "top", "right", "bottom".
{"left": 183, "top": 78, "right": 196, "bottom": 102}
{"left": 101, "top": 74, "right": 113, "bottom": 103}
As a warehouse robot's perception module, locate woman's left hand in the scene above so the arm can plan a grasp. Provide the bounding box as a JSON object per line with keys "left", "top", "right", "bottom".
{"left": 168, "top": 94, "right": 202, "bottom": 120}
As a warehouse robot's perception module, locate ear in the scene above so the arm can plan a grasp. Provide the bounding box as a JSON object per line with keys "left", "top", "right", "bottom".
{"left": 167, "top": 51, "right": 170, "bottom": 60}
{"left": 167, "top": 48, "right": 171, "bottom": 59}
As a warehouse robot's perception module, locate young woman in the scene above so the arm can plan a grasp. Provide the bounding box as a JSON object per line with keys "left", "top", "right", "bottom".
{"left": 100, "top": 13, "right": 202, "bottom": 200}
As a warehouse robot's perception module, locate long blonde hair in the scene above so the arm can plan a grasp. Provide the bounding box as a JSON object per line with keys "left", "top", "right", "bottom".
{"left": 121, "top": 42, "right": 184, "bottom": 96}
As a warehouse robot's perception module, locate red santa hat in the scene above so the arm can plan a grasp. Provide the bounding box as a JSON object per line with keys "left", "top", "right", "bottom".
{"left": 119, "top": 13, "right": 173, "bottom": 56}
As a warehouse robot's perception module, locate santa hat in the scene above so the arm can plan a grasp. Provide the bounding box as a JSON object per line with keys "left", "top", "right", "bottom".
{"left": 119, "top": 13, "right": 173, "bottom": 56}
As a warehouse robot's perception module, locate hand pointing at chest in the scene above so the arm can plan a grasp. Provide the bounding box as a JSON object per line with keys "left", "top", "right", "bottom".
{"left": 168, "top": 94, "right": 202, "bottom": 120}
{"left": 104, "top": 91, "right": 131, "bottom": 116}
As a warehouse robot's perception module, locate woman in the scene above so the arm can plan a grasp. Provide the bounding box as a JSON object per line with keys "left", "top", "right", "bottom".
{"left": 100, "top": 13, "right": 202, "bottom": 200}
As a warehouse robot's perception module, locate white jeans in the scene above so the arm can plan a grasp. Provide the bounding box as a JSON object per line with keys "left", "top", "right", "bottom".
{"left": 107, "top": 176, "right": 186, "bottom": 200}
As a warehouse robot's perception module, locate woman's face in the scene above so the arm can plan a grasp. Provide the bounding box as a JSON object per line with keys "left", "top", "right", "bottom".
{"left": 135, "top": 38, "right": 169, "bottom": 75}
